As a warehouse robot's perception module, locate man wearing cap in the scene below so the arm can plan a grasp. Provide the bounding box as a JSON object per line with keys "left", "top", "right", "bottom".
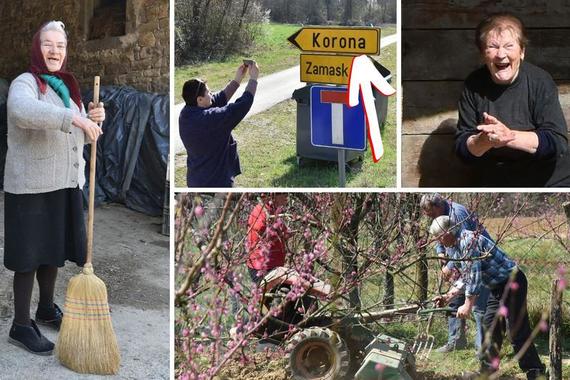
{"left": 429, "top": 215, "right": 545, "bottom": 379}
{"left": 420, "top": 194, "right": 490, "bottom": 353}
{"left": 179, "top": 62, "right": 259, "bottom": 187}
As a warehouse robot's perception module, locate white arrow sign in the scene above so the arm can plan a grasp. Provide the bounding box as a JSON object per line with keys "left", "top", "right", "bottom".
{"left": 348, "top": 55, "right": 396, "bottom": 162}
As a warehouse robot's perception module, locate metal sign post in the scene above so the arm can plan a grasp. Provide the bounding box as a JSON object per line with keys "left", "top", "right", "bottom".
{"left": 338, "top": 149, "right": 346, "bottom": 187}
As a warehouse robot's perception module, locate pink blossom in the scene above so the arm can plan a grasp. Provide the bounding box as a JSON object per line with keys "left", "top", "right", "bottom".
{"left": 539, "top": 319, "right": 549, "bottom": 332}
{"left": 498, "top": 306, "right": 508, "bottom": 317}
{"left": 557, "top": 278, "right": 567, "bottom": 292}
{"left": 194, "top": 205, "right": 204, "bottom": 217}
{"left": 491, "top": 357, "right": 500, "bottom": 370}
{"left": 182, "top": 328, "right": 189, "bottom": 337}
{"left": 510, "top": 282, "right": 519, "bottom": 291}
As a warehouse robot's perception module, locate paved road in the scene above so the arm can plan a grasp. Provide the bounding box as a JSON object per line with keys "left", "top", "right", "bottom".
{"left": 172, "top": 33, "right": 397, "bottom": 153}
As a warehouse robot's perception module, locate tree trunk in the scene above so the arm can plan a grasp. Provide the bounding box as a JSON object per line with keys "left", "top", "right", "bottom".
{"left": 410, "top": 195, "right": 428, "bottom": 302}
{"left": 237, "top": 0, "right": 250, "bottom": 29}
{"left": 285, "top": 0, "right": 291, "bottom": 23}
{"left": 382, "top": 270, "right": 394, "bottom": 309}
{"left": 325, "top": 0, "right": 332, "bottom": 21}
{"left": 344, "top": 0, "right": 352, "bottom": 24}
{"left": 331, "top": 194, "right": 368, "bottom": 310}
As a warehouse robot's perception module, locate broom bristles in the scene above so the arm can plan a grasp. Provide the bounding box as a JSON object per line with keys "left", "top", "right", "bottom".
{"left": 56, "top": 263, "right": 120, "bottom": 374}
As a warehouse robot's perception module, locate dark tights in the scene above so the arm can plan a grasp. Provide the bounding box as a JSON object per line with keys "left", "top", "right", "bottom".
{"left": 13, "top": 265, "right": 58, "bottom": 325}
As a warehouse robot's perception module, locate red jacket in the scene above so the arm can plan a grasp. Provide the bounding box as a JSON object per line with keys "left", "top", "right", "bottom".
{"left": 246, "top": 203, "right": 289, "bottom": 271}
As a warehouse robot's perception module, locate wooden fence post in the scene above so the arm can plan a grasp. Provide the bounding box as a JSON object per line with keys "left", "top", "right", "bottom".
{"left": 550, "top": 201, "right": 570, "bottom": 379}
{"left": 549, "top": 279, "right": 562, "bottom": 380}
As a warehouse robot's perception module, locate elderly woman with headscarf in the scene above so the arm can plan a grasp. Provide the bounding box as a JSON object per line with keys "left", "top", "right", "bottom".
{"left": 5, "top": 20, "right": 104, "bottom": 355}
{"left": 455, "top": 12, "right": 570, "bottom": 187}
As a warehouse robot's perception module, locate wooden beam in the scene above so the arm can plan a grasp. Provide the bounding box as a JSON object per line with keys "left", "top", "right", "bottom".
{"left": 403, "top": 0, "right": 570, "bottom": 29}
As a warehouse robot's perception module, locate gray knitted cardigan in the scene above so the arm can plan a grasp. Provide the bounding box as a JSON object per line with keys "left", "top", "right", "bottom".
{"left": 5, "top": 73, "right": 88, "bottom": 194}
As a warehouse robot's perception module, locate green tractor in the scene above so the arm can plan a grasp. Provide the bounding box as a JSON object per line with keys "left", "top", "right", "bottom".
{"left": 256, "top": 267, "right": 451, "bottom": 380}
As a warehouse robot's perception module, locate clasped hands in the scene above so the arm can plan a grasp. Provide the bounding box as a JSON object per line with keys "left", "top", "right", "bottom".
{"left": 477, "top": 112, "right": 515, "bottom": 147}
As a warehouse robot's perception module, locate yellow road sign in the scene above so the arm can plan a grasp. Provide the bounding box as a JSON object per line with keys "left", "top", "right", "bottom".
{"left": 300, "top": 54, "right": 355, "bottom": 85}
{"left": 288, "top": 27, "right": 380, "bottom": 55}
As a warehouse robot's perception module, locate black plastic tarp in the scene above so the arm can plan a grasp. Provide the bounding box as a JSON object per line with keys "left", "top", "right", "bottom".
{"left": 82, "top": 86, "right": 169, "bottom": 216}
{"left": 0, "top": 79, "right": 9, "bottom": 188}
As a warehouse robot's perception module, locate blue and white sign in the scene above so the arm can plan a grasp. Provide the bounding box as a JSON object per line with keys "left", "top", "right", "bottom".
{"left": 310, "top": 85, "right": 366, "bottom": 151}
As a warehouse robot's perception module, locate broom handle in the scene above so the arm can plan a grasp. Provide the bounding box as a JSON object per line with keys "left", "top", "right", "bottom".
{"left": 86, "top": 76, "right": 100, "bottom": 265}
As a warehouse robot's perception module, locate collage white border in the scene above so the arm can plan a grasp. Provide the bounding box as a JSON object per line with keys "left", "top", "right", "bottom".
{"left": 167, "top": 0, "right": 570, "bottom": 378}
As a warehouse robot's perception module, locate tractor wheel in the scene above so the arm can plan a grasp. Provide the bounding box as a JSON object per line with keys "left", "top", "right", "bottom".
{"left": 285, "top": 327, "right": 350, "bottom": 380}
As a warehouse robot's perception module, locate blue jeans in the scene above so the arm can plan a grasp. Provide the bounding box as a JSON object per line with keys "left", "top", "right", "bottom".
{"left": 473, "top": 286, "right": 490, "bottom": 351}
{"left": 447, "top": 286, "right": 490, "bottom": 350}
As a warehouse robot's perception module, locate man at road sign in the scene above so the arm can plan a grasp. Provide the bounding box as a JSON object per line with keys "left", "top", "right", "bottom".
{"left": 179, "top": 61, "right": 259, "bottom": 187}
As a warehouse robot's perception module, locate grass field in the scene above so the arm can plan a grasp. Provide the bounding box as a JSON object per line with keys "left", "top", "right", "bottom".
{"left": 175, "top": 23, "right": 397, "bottom": 187}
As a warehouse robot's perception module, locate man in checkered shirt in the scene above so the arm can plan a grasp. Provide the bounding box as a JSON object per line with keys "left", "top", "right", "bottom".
{"left": 430, "top": 215, "right": 545, "bottom": 380}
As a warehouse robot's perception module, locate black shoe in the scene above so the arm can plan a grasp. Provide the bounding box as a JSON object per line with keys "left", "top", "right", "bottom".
{"left": 8, "top": 320, "right": 54, "bottom": 355}
{"left": 35, "top": 303, "right": 63, "bottom": 330}
{"left": 526, "top": 368, "right": 547, "bottom": 380}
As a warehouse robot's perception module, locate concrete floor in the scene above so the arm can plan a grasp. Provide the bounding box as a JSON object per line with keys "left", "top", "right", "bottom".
{"left": 0, "top": 197, "right": 170, "bottom": 379}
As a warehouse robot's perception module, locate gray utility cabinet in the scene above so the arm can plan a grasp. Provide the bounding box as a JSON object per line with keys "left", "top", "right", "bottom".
{"left": 292, "top": 60, "right": 391, "bottom": 164}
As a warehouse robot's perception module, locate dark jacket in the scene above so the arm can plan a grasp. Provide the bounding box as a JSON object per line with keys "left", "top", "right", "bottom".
{"left": 179, "top": 80, "right": 256, "bottom": 187}
{"left": 455, "top": 61, "right": 570, "bottom": 187}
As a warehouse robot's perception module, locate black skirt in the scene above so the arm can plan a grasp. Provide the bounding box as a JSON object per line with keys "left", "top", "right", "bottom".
{"left": 4, "top": 188, "right": 87, "bottom": 273}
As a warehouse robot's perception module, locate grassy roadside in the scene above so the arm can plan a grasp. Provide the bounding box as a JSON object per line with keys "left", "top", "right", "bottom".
{"left": 174, "top": 23, "right": 396, "bottom": 103}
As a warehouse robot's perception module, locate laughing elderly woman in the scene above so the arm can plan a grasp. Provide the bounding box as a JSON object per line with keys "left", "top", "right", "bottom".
{"left": 455, "top": 12, "right": 570, "bottom": 187}
{"left": 5, "top": 21, "right": 103, "bottom": 355}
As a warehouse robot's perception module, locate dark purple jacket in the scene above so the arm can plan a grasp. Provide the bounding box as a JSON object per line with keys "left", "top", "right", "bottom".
{"left": 179, "top": 81, "right": 255, "bottom": 187}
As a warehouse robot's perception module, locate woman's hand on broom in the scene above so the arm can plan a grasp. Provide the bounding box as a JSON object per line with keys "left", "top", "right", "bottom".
{"left": 72, "top": 114, "right": 103, "bottom": 142}
{"left": 88, "top": 101, "right": 105, "bottom": 124}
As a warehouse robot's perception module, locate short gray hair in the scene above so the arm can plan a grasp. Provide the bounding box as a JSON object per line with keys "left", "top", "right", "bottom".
{"left": 420, "top": 193, "right": 446, "bottom": 211}
{"left": 429, "top": 215, "right": 460, "bottom": 237}
{"left": 41, "top": 21, "right": 67, "bottom": 40}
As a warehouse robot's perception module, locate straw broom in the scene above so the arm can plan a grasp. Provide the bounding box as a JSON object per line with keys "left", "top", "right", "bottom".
{"left": 56, "top": 76, "right": 120, "bottom": 374}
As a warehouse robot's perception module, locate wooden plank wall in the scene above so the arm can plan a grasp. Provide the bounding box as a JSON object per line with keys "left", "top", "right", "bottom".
{"left": 402, "top": 0, "right": 570, "bottom": 187}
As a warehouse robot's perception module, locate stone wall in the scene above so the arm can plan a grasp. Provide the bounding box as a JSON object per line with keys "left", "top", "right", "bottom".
{"left": 0, "top": 0, "right": 168, "bottom": 94}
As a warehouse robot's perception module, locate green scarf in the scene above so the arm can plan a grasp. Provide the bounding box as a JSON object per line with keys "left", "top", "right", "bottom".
{"left": 40, "top": 74, "right": 71, "bottom": 108}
